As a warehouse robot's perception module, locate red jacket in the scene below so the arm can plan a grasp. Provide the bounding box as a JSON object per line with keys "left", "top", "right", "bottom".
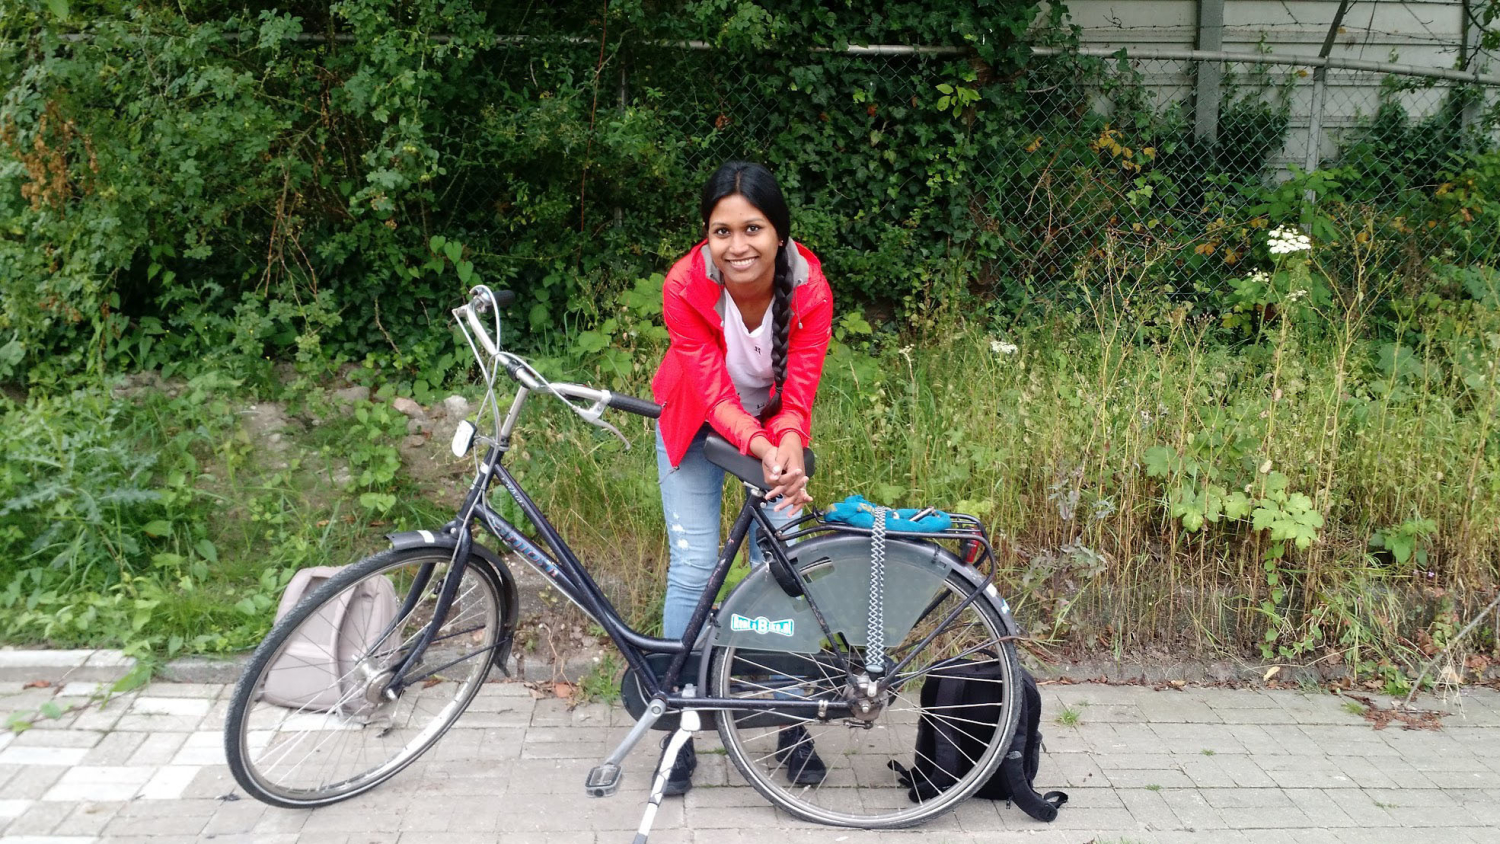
{"left": 651, "top": 240, "right": 834, "bottom": 468}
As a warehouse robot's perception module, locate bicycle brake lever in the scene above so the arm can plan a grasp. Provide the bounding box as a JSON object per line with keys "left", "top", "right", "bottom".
{"left": 575, "top": 398, "right": 631, "bottom": 450}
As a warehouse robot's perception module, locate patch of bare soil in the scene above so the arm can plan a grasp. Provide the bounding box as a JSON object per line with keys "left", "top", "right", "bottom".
{"left": 392, "top": 393, "right": 475, "bottom": 509}
{"left": 1344, "top": 694, "right": 1446, "bottom": 731}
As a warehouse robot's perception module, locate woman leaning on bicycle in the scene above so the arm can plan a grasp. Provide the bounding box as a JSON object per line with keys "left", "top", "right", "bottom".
{"left": 648, "top": 160, "right": 835, "bottom": 795}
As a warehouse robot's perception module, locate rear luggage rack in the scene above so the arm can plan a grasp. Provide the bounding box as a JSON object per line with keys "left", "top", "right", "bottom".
{"left": 776, "top": 509, "right": 998, "bottom": 576}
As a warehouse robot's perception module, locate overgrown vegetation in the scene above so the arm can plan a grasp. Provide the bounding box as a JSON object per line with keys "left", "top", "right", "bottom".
{"left": 3, "top": 2, "right": 1500, "bottom": 690}
{"left": 2, "top": 218, "right": 1498, "bottom": 683}
{"left": 5, "top": 1, "right": 1497, "bottom": 385}
{"left": 516, "top": 224, "right": 1500, "bottom": 685}
{"left": 0, "top": 374, "right": 448, "bottom": 660}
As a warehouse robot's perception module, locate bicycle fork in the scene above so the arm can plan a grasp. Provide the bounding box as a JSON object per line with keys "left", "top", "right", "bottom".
{"left": 382, "top": 526, "right": 477, "bottom": 698}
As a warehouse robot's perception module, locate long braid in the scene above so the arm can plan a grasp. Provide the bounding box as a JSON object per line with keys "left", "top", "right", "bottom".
{"left": 760, "top": 242, "right": 794, "bottom": 422}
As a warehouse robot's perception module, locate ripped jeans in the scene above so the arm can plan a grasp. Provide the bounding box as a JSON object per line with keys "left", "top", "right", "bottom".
{"left": 657, "top": 425, "right": 794, "bottom": 640}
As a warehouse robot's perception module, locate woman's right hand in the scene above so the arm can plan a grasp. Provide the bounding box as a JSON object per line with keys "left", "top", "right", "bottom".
{"left": 752, "top": 433, "right": 811, "bottom": 513}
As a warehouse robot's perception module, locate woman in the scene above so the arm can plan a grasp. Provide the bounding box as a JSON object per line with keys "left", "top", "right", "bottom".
{"left": 650, "top": 161, "right": 834, "bottom": 794}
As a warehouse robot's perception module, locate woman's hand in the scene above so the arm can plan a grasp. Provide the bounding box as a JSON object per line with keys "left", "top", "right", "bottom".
{"left": 752, "top": 432, "right": 810, "bottom": 513}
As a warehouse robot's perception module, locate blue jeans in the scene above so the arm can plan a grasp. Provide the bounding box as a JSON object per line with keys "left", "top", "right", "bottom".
{"left": 657, "top": 426, "right": 794, "bottom": 640}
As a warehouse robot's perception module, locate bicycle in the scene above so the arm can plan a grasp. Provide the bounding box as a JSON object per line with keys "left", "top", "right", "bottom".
{"left": 223, "top": 284, "right": 1027, "bottom": 837}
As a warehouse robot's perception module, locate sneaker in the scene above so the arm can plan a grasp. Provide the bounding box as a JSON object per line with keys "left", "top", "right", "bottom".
{"left": 659, "top": 736, "right": 696, "bottom": 796}
{"left": 774, "top": 725, "right": 827, "bottom": 785}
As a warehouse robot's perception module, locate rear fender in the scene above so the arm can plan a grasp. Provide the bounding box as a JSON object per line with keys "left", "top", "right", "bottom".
{"left": 712, "top": 533, "right": 1021, "bottom": 654}
{"left": 386, "top": 529, "right": 521, "bottom": 675}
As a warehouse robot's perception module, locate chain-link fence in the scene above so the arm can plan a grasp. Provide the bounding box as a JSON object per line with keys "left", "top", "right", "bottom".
{"left": 471, "top": 41, "right": 1500, "bottom": 302}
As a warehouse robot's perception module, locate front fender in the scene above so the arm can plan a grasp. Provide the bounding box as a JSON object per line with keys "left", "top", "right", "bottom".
{"left": 713, "top": 533, "right": 1021, "bottom": 654}
{"left": 386, "top": 529, "right": 521, "bottom": 675}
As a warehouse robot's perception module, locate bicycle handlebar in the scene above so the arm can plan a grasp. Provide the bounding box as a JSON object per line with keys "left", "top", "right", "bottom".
{"left": 463, "top": 303, "right": 500, "bottom": 358}
{"left": 606, "top": 393, "right": 662, "bottom": 419}
{"left": 470, "top": 288, "right": 517, "bottom": 313}
{"left": 453, "top": 285, "right": 659, "bottom": 445}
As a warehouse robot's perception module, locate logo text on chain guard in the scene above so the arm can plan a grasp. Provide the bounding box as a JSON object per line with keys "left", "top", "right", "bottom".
{"left": 729, "top": 614, "right": 794, "bottom": 636}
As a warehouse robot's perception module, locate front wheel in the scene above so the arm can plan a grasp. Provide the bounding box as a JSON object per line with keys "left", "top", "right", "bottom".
{"left": 711, "top": 562, "right": 1022, "bottom": 828}
{"left": 224, "top": 547, "right": 505, "bottom": 808}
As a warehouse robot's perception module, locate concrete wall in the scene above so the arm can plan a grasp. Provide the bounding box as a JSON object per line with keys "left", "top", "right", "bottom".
{"left": 1060, "top": 1, "right": 1471, "bottom": 66}
{"left": 1043, "top": 1, "right": 1497, "bottom": 173}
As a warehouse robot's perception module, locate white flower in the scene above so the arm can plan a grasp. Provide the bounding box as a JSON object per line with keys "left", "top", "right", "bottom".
{"left": 1267, "top": 225, "right": 1311, "bottom": 255}
{"left": 990, "top": 339, "right": 1018, "bottom": 355}
{"left": 1287, "top": 289, "right": 1308, "bottom": 302}
{"left": 1248, "top": 270, "right": 1271, "bottom": 285}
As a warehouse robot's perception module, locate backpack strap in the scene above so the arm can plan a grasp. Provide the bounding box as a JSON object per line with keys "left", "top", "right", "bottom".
{"left": 927, "top": 675, "right": 969, "bottom": 789}
{"left": 1000, "top": 670, "right": 1069, "bottom": 822}
{"left": 1019, "top": 670, "right": 1044, "bottom": 783}
{"left": 1001, "top": 751, "right": 1066, "bottom": 822}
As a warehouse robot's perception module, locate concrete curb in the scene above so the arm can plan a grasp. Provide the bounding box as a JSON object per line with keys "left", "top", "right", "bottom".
{"left": 0, "top": 646, "right": 1446, "bottom": 691}
{"left": 0, "top": 648, "right": 135, "bottom": 684}
{"left": 154, "top": 651, "right": 609, "bottom": 685}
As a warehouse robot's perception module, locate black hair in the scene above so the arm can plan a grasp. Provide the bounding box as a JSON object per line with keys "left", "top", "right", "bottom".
{"left": 699, "top": 161, "right": 793, "bottom": 422}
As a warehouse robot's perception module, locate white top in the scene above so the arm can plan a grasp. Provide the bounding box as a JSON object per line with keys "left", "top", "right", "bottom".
{"left": 721, "top": 290, "right": 774, "bottom": 416}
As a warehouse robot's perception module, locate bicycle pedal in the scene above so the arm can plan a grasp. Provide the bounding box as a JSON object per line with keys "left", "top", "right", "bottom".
{"left": 584, "top": 762, "right": 623, "bottom": 797}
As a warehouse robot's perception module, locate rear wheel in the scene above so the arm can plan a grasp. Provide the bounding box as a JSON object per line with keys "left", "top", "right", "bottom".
{"left": 224, "top": 547, "right": 504, "bottom": 808}
{"left": 711, "top": 563, "right": 1021, "bottom": 828}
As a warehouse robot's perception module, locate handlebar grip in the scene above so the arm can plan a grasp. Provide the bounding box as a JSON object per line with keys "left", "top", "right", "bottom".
{"left": 606, "top": 393, "right": 662, "bottom": 419}
{"left": 493, "top": 290, "right": 516, "bottom": 307}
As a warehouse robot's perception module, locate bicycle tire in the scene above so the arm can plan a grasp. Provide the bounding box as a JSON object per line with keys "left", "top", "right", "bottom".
{"left": 224, "top": 547, "right": 505, "bottom": 808}
{"left": 711, "top": 558, "right": 1021, "bottom": 828}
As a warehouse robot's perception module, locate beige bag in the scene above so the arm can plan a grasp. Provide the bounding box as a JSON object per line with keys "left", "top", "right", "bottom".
{"left": 260, "top": 566, "right": 400, "bottom": 714}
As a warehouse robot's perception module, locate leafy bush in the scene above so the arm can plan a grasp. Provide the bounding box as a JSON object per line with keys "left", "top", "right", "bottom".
{"left": 13, "top": 0, "right": 1481, "bottom": 389}
{"left": 0, "top": 368, "right": 440, "bottom": 655}
{"left": 0, "top": 374, "right": 240, "bottom": 650}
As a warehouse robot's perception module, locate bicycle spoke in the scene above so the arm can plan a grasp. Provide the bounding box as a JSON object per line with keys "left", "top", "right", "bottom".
{"left": 714, "top": 563, "right": 1019, "bottom": 828}
{"left": 229, "top": 552, "right": 502, "bottom": 806}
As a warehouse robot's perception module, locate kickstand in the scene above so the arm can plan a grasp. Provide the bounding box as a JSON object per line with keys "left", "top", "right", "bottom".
{"left": 630, "top": 708, "right": 700, "bottom": 844}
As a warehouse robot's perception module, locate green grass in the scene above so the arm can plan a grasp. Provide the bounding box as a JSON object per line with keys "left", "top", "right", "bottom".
{"left": 0, "top": 374, "right": 449, "bottom": 656}
{"left": 3, "top": 247, "right": 1499, "bottom": 673}
{"left": 518, "top": 254, "right": 1500, "bottom": 671}
{"left": 1055, "top": 705, "right": 1086, "bottom": 727}
{"left": 577, "top": 652, "right": 624, "bottom": 706}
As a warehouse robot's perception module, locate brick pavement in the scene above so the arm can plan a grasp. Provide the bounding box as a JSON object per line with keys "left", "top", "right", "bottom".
{"left": 2, "top": 654, "right": 1499, "bottom": 843}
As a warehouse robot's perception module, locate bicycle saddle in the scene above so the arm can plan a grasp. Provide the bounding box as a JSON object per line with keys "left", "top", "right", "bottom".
{"left": 703, "top": 432, "right": 816, "bottom": 491}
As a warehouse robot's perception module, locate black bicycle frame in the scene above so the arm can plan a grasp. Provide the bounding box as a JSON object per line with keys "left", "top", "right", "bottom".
{"left": 397, "top": 440, "right": 854, "bottom": 720}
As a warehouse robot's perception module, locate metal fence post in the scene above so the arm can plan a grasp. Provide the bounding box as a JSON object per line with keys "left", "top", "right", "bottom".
{"left": 1301, "top": 68, "right": 1327, "bottom": 228}
{"left": 1304, "top": 67, "right": 1327, "bottom": 176}
{"left": 1193, "top": 0, "right": 1225, "bottom": 143}
{"left": 1461, "top": 0, "right": 1484, "bottom": 132}
{"left": 1300, "top": 0, "right": 1351, "bottom": 229}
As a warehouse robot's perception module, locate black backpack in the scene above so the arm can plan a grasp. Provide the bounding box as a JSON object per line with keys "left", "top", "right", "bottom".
{"left": 888, "top": 659, "right": 1068, "bottom": 821}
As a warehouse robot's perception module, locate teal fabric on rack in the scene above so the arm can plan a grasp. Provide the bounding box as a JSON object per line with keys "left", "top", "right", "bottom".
{"left": 823, "top": 495, "right": 953, "bottom": 533}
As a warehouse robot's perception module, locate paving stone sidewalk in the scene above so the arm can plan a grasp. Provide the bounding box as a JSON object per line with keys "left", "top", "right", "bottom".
{"left": 3, "top": 652, "right": 1500, "bottom": 843}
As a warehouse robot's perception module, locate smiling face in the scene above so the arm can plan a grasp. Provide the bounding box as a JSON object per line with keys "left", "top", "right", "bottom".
{"left": 706, "top": 193, "right": 780, "bottom": 292}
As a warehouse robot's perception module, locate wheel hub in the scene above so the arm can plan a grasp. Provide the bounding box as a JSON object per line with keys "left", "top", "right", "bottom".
{"left": 359, "top": 664, "right": 400, "bottom": 708}
{"left": 844, "top": 673, "right": 890, "bottom": 723}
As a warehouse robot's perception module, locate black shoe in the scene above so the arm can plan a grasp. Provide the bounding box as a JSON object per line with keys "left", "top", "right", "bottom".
{"left": 775, "top": 725, "right": 827, "bottom": 785}
{"left": 659, "top": 736, "right": 696, "bottom": 796}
